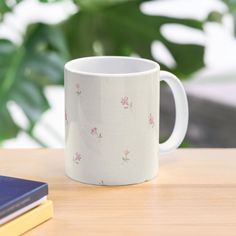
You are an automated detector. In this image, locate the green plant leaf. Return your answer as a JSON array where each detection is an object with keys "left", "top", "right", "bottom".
[
  {"left": 0, "top": 1, "right": 11, "bottom": 16},
  {"left": 62, "top": 0, "right": 204, "bottom": 78},
  {"left": 0, "top": 24, "right": 68, "bottom": 143},
  {"left": 0, "top": 40, "right": 20, "bottom": 141},
  {"left": 221, "top": 0, "right": 236, "bottom": 36},
  {"left": 0, "top": 0, "right": 206, "bottom": 145},
  {"left": 75, "top": 0, "right": 134, "bottom": 10},
  {"left": 0, "top": 0, "right": 22, "bottom": 20},
  {"left": 39, "top": 0, "right": 62, "bottom": 2},
  {"left": 0, "top": 105, "right": 20, "bottom": 141}
]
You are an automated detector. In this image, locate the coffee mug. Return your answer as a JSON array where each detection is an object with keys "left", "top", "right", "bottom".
[{"left": 64, "top": 56, "right": 188, "bottom": 185}]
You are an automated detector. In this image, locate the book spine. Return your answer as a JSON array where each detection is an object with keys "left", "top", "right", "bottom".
[
  {"left": 0, "top": 200, "right": 53, "bottom": 236},
  {"left": 0, "top": 184, "right": 48, "bottom": 219}
]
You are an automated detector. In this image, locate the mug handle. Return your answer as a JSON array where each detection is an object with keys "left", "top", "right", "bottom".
[{"left": 159, "top": 71, "right": 189, "bottom": 154}]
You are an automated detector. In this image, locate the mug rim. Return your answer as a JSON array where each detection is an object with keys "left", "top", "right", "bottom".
[{"left": 64, "top": 56, "right": 160, "bottom": 77}]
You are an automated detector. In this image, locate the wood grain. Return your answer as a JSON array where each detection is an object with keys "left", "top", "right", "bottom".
[{"left": 0, "top": 149, "right": 236, "bottom": 236}]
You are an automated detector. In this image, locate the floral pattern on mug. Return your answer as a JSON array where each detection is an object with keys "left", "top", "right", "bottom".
[
  {"left": 121, "top": 96, "right": 132, "bottom": 109},
  {"left": 122, "top": 149, "right": 130, "bottom": 162},
  {"left": 149, "top": 113, "right": 155, "bottom": 128},
  {"left": 73, "top": 152, "right": 82, "bottom": 164},
  {"left": 90, "top": 127, "right": 102, "bottom": 138},
  {"left": 76, "top": 83, "right": 81, "bottom": 95}
]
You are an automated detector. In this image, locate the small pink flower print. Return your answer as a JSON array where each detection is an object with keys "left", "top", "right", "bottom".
[
  {"left": 149, "top": 113, "right": 155, "bottom": 128},
  {"left": 76, "top": 83, "right": 81, "bottom": 95},
  {"left": 90, "top": 127, "right": 102, "bottom": 139},
  {"left": 122, "top": 149, "right": 130, "bottom": 162},
  {"left": 74, "top": 152, "right": 82, "bottom": 164},
  {"left": 121, "top": 96, "right": 132, "bottom": 109},
  {"left": 91, "top": 127, "right": 98, "bottom": 135},
  {"left": 124, "top": 149, "right": 130, "bottom": 156},
  {"left": 121, "top": 96, "right": 129, "bottom": 108}
]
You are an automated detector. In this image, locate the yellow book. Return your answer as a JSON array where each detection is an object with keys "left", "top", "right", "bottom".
[{"left": 0, "top": 200, "right": 53, "bottom": 236}]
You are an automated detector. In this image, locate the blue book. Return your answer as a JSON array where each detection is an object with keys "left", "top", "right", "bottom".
[{"left": 0, "top": 176, "right": 48, "bottom": 220}]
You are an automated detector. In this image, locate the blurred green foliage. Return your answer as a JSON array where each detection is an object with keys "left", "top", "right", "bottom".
[
  {"left": 0, "top": 0, "right": 206, "bottom": 145},
  {"left": 222, "top": 0, "right": 236, "bottom": 35}
]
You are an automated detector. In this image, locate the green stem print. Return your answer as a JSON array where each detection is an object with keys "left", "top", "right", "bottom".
[{"left": 122, "top": 149, "right": 130, "bottom": 162}]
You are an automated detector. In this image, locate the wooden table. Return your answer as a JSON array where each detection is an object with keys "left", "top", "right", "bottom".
[{"left": 1, "top": 149, "right": 236, "bottom": 236}]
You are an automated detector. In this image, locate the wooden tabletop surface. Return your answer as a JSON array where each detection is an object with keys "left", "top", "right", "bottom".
[{"left": 1, "top": 149, "right": 236, "bottom": 236}]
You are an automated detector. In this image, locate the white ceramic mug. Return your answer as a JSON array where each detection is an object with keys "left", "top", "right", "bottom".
[{"left": 64, "top": 56, "right": 188, "bottom": 185}]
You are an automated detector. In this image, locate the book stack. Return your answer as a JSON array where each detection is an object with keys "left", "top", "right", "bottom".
[{"left": 0, "top": 175, "right": 53, "bottom": 235}]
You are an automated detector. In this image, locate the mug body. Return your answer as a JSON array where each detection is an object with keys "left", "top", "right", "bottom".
[{"left": 64, "top": 56, "right": 160, "bottom": 185}]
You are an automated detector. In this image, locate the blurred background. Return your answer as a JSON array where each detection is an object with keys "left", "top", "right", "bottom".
[{"left": 0, "top": 0, "right": 235, "bottom": 148}]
